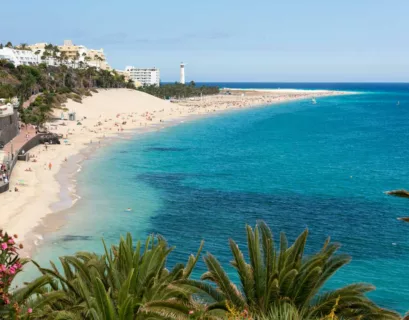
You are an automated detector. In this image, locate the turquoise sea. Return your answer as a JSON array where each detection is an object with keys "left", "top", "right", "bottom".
[{"left": 30, "top": 83, "right": 409, "bottom": 313}]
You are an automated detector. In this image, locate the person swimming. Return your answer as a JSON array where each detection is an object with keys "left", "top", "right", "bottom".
[{"left": 126, "top": 208, "right": 132, "bottom": 212}]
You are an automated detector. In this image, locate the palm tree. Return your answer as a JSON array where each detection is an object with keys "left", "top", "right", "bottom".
[
  {"left": 63, "top": 54, "right": 69, "bottom": 67},
  {"left": 182, "top": 221, "right": 400, "bottom": 320},
  {"left": 75, "top": 52, "right": 80, "bottom": 61},
  {"left": 40, "top": 51, "right": 50, "bottom": 66},
  {"left": 254, "top": 302, "right": 313, "bottom": 320},
  {"left": 85, "top": 66, "right": 96, "bottom": 88},
  {"left": 16, "top": 233, "right": 204, "bottom": 319},
  {"left": 84, "top": 55, "right": 92, "bottom": 68},
  {"left": 18, "top": 43, "right": 29, "bottom": 50},
  {"left": 59, "top": 64, "right": 68, "bottom": 87},
  {"left": 34, "top": 50, "right": 41, "bottom": 63},
  {"left": 94, "top": 55, "right": 104, "bottom": 69},
  {"left": 71, "top": 52, "right": 80, "bottom": 69},
  {"left": 5, "top": 41, "right": 13, "bottom": 48},
  {"left": 51, "top": 45, "right": 60, "bottom": 66},
  {"left": 58, "top": 51, "right": 66, "bottom": 66},
  {"left": 76, "top": 68, "right": 86, "bottom": 88}
]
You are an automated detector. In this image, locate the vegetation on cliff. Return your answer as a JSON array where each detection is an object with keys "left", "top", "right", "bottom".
[
  {"left": 0, "top": 58, "right": 135, "bottom": 127},
  {"left": 0, "top": 60, "right": 134, "bottom": 100}
]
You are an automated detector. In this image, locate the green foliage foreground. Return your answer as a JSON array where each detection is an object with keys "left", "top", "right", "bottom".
[{"left": 2, "top": 222, "right": 402, "bottom": 319}]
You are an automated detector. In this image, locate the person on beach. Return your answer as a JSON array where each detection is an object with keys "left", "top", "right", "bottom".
[{"left": 49, "top": 162, "right": 52, "bottom": 170}]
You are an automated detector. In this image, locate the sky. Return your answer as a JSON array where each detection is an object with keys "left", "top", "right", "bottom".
[{"left": 2, "top": 0, "right": 408, "bottom": 82}]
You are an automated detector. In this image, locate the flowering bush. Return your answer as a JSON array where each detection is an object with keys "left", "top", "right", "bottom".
[{"left": 0, "top": 231, "right": 23, "bottom": 315}]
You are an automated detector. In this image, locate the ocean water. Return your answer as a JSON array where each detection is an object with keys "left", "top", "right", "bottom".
[{"left": 28, "top": 83, "right": 409, "bottom": 313}]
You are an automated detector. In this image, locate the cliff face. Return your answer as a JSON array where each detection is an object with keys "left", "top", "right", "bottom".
[{"left": 0, "top": 71, "right": 20, "bottom": 86}]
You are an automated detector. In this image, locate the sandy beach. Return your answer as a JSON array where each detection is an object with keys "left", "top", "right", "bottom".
[{"left": 0, "top": 88, "right": 353, "bottom": 256}]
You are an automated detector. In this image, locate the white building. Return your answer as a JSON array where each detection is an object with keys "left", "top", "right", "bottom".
[
  {"left": 0, "top": 47, "right": 38, "bottom": 66},
  {"left": 28, "top": 40, "right": 111, "bottom": 70},
  {"left": 125, "top": 66, "right": 160, "bottom": 86}
]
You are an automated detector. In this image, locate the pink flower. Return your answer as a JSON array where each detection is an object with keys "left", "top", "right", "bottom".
[
  {"left": 28, "top": 308, "right": 33, "bottom": 314},
  {"left": 0, "top": 265, "right": 6, "bottom": 272},
  {"left": 7, "top": 239, "right": 14, "bottom": 245},
  {"left": 1, "top": 243, "right": 7, "bottom": 250},
  {"left": 9, "top": 267, "right": 16, "bottom": 275},
  {"left": 189, "top": 310, "right": 194, "bottom": 315},
  {"left": 13, "top": 263, "right": 22, "bottom": 270}
]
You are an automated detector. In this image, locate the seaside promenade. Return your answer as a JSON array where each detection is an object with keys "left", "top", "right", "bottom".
[
  {"left": 0, "top": 93, "right": 44, "bottom": 191},
  {"left": 0, "top": 126, "right": 37, "bottom": 192},
  {"left": 3, "top": 126, "right": 36, "bottom": 155}
]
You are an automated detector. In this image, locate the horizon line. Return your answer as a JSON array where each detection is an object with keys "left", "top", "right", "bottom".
[{"left": 160, "top": 81, "right": 409, "bottom": 84}]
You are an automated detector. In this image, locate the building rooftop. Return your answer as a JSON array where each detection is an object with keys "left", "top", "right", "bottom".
[{"left": 0, "top": 104, "right": 14, "bottom": 118}]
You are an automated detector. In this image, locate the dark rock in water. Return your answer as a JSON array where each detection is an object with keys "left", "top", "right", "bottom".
[
  {"left": 62, "top": 235, "right": 92, "bottom": 242},
  {"left": 386, "top": 189, "right": 409, "bottom": 199},
  {"left": 144, "top": 147, "right": 188, "bottom": 152},
  {"left": 397, "top": 217, "right": 409, "bottom": 222},
  {"left": 137, "top": 172, "right": 230, "bottom": 184}
]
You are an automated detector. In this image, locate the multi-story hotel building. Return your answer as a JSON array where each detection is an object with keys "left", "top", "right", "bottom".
[
  {"left": 0, "top": 47, "right": 38, "bottom": 66},
  {"left": 124, "top": 67, "right": 160, "bottom": 86},
  {"left": 28, "top": 40, "right": 111, "bottom": 70}
]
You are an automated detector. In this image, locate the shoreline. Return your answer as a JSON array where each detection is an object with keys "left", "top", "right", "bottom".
[
  {"left": 0, "top": 88, "right": 355, "bottom": 258},
  {"left": 27, "top": 119, "right": 188, "bottom": 257},
  {"left": 221, "top": 88, "right": 337, "bottom": 93}
]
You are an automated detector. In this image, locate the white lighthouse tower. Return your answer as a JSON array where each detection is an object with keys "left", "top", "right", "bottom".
[{"left": 180, "top": 62, "right": 186, "bottom": 84}]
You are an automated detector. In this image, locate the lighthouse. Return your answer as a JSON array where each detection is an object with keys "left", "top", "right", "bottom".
[{"left": 180, "top": 62, "right": 186, "bottom": 84}]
